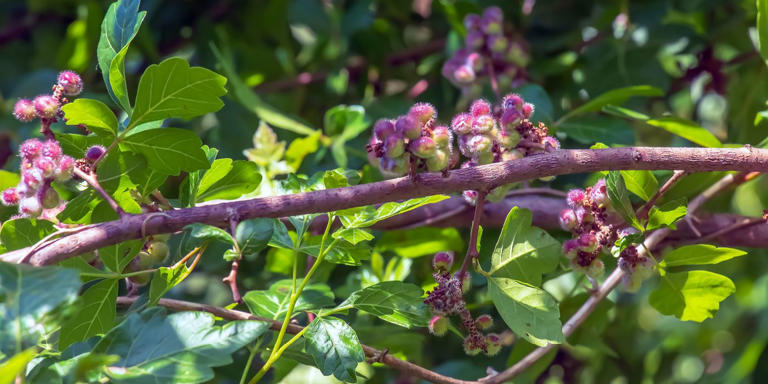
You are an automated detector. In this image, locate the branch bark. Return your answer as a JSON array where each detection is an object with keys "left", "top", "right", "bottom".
[
  {"left": 115, "top": 296, "right": 479, "bottom": 384},
  {"left": 4, "top": 147, "right": 768, "bottom": 266}
]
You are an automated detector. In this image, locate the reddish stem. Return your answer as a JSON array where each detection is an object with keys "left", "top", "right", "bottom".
[{"left": 458, "top": 191, "right": 486, "bottom": 279}]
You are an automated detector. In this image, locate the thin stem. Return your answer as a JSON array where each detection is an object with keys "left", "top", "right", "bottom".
[
  {"left": 73, "top": 167, "right": 125, "bottom": 217},
  {"left": 252, "top": 214, "right": 335, "bottom": 383},
  {"left": 459, "top": 192, "right": 486, "bottom": 279},
  {"left": 239, "top": 342, "right": 261, "bottom": 384},
  {"left": 636, "top": 170, "right": 687, "bottom": 220}
]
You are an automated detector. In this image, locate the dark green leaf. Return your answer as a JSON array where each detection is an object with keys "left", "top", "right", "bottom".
[
  {"left": 646, "top": 117, "right": 722, "bottom": 148},
  {"left": 183, "top": 223, "right": 234, "bottom": 246},
  {"left": 560, "top": 85, "right": 662, "bottom": 122},
  {"left": 621, "top": 170, "right": 658, "bottom": 202},
  {"left": 559, "top": 116, "right": 634, "bottom": 145},
  {"left": 91, "top": 308, "right": 269, "bottom": 383},
  {"left": 148, "top": 260, "right": 196, "bottom": 306},
  {"left": 61, "top": 99, "right": 118, "bottom": 138},
  {"left": 341, "top": 281, "right": 428, "bottom": 328},
  {"left": 243, "top": 280, "right": 334, "bottom": 320},
  {"left": 758, "top": 0, "right": 768, "bottom": 64},
  {"left": 606, "top": 171, "right": 641, "bottom": 229},
  {"left": 661, "top": 245, "right": 747, "bottom": 267},
  {"left": 304, "top": 317, "right": 365, "bottom": 382},
  {"left": 119, "top": 128, "right": 209, "bottom": 175},
  {"left": 58, "top": 279, "right": 118, "bottom": 350},
  {"left": 98, "top": 240, "right": 141, "bottom": 273},
  {"left": 129, "top": 57, "right": 227, "bottom": 130},
  {"left": 235, "top": 218, "right": 274, "bottom": 258},
  {"left": 649, "top": 271, "right": 735, "bottom": 322},
  {"left": 0, "top": 219, "right": 55, "bottom": 251},
  {"left": 488, "top": 276, "right": 563, "bottom": 347},
  {"left": 488, "top": 207, "right": 560, "bottom": 286}
]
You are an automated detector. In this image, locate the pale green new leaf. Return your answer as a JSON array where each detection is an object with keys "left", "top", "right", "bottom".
[
  {"left": 341, "top": 281, "right": 428, "bottom": 328},
  {"left": 97, "top": 0, "right": 145, "bottom": 112},
  {"left": 304, "top": 317, "right": 365, "bottom": 382},
  {"left": 58, "top": 278, "right": 119, "bottom": 350},
  {"left": 332, "top": 228, "right": 374, "bottom": 245},
  {"left": 301, "top": 236, "right": 371, "bottom": 266},
  {"left": 621, "top": 170, "right": 658, "bottom": 201},
  {"left": 488, "top": 207, "right": 560, "bottom": 286},
  {"left": 91, "top": 308, "right": 269, "bottom": 383},
  {"left": 338, "top": 195, "right": 449, "bottom": 228},
  {"left": 148, "top": 260, "right": 197, "bottom": 306},
  {"left": 0, "top": 348, "right": 36, "bottom": 384},
  {"left": 488, "top": 277, "right": 563, "bottom": 347},
  {"left": 661, "top": 245, "right": 747, "bottom": 267},
  {"left": 61, "top": 99, "right": 119, "bottom": 138},
  {"left": 98, "top": 240, "right": 142, "bottom": 273},
  {"left": 129, "top": 57, "right": 227, "bottom": 130},
  {"left": 649, "top": 270, "right": 735, "bottom": 322},
  {"left": 646, "top": 198, "right": 687, "bottom": 230},
  {"left": 196, "top": 159, "right": 261, "bottom": 202}
]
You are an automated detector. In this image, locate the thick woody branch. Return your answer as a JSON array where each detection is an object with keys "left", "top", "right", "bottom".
[
  {"left": 115, "top": 296, "right": 478, "bottom": 384},
  {"left": 5, "top": 147, "right": 768, "bottom": 266}
]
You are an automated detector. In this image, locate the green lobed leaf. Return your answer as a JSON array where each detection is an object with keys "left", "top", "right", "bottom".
[
  {"left": 621, "top": 170, "right": 658, "bottom": 202},
  {"left": 119, "top": 128, "right": 210, "bottom": 175},
  {"left": 61, "top": 99, "right": 119, "bottom": 138},
  {"left": 243, "top": 280, "right": 334, "bottom": 320},
  {"left": 0, "top": 262, "right": 80, "bottom": 359},
  {"left": 301, "top": 236, "right": 371, "bottom": 266},
  {"left": 235, "top": 218, "right": 274, "bottom": 258},
  {"left": 488, "top": 207, "right": 561, "bottom": 286},
  {"left": 559, "top": 85, "right": 663, "bottom": 122},
  {"left": 98, "top": 240, "right": 142, "bottom": 273},
  {"left": 129, "top": 57, "right": 227, "bottom": 130},
  {"left": 303, "top": 317, "right": 365, "bottom": 382},
  {"left": 646, "top": 198, "right": 687, "bottom": 230},
  {"left": 58, "top": 279, "right": 119, "bottom": 350},
  {"left": 195, "top": 159, "right": 261, "bottom": 202},
  {"left": 338, "top": 195, "right": 449, "bottom": 228},
  {"left": 0, "top": 219, "right": 55, "bottom": 251},
  {"left": 606, "top": 171, "right": 642, "bottom": 229},
  {"left": 758, "top": 0, "right": 768, "bottom": 65},
  {"left": 646, "top": 117, "right": 722, "bottom": 148},
  {"left": 97, "top": 0, "right": 146, "bottom": 112},
  {"left": 375, "top": 227, "right": 465, "bottom": 258},
  {"left": 488, "top": 276, "right": 563, "bottom": 347},
  {"left": 341, "top": 281, "right": 428, "bottom": 328},
  {"left": 332, "top": 228, "right": 374, "bottom": 245},
  {"left": 91, "top": 308, "right": 269, "bottom": 383},
  {"left": 183, "top": 223, "right": 234, "bottom": 246},
  {"left": 661, "top": 245, "right": 747, "bottom": 267},
  {"left": 649, "top": 270, "right": 735, "bottom": 322}
]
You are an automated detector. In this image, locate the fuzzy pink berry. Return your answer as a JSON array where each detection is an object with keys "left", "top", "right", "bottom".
[
  {"left": 497, "top": 129, "right": 520, "bottom": 149},
  {"left": 590, "top": 179, "right": 608, "bottom": 206},
  {"left": 22, "top": 169, "right": 43, "bottom": 189},
  {"left": 19, "top": 139, "right": 43, "bottom": 161},
  {"left": 542, "top": 136, "right": 560, "bottom": 150},
  {"left": 432, "top": 251, "right": 454, "bottom": 272},
  {"left": 451, "top": 113, "right": 473, "bottom": 135},
  {"left": 500, "top": 108, "right": 522, "bottom": 130},
  {"left": 466, "top": 134, "right": 493, "bottom": 155},
  {"left": 469, "top": 99, "right": 491, "bottom": 117},
  {"left": 85, "top": 145, "right": 106, "bottom": 161},
  {"left": 34, "top": 157, "right": 55, "bottom": 178},
  {"left": 383, "top": 136, "right": 405, "bottom": 158},
  {"left": 465, "top": 30, "right": 485, "bottom": 50},
  {"left": 503, "top": 94, "right": 524, "bottom": 111},
  {"left": 57, "top": 70, "right": 83, "bottom": 96},
  {"left": 373, "top": 119, "right": 396, "bottom": 140},
  {"left": 566, "top": 189, "right": 586, "bottom": 208},
  {"left": 463, "top": 335, "right": 485, "bottom": 356},
  {"left": 521, "top": 103, "right": 534, "bottom": 119},
  {"left": 19, "top": 196, "right": 42, "bottom": 217},
  {"left": 409, "top": 136, "right": 437, "bottom": 158},
  {"left": 562, "top": 239, "right": 579, "bottom": 259},
  {"left": 453, "top": 65, "right": 476, "bottom": 84},
  {"left": 41, "top": 140, "right": 62, "bottom": 160},
  {"left": 2, "top": 188, "right": 19, "bottom": 206},
  {"left": 429, "top": 315, "right": 450, "bottom": 336},
  {"left": 577, "top": 232, "right": 599, "bottom": 253},
  {"left": 55, "top": 156, "right": 75, "bottom": 181},
  {"left": 13, "top": 99, "right": 37, "bottom": 122},
  {"left": 463, "top": 13, "right": 481, "bottom": 31},
  {"left": 559, "top": 209, "right": 578, "bottom": 231},
  {"left": 432, "top": 125, "right": 452, "bottom": 149},
  {"left": 395, "top": 115, "right": 421, "bottom": 140},
  {"left": 475, "top": 314, "right": 493, "bottom": 330},
  {"left": 471, "top": 115, "right": 494, "bottom": 134},
  {"left": 485, "top": 333, "right": 502, "bottom": 356},
  {"left": 465, "top": 52, "right": 484, "bottom": 71},
  {"left": 408, "top": 103, "right": 436, "bottom": 126},
  {"left": 33, "top": 95, "right": 60, "bottom": 119},
  {"left": 487, "top": 35, "right": 508, "bottom": 53},
  {"left": 481, "top": 6, "right": 503, "bottom": 34}
]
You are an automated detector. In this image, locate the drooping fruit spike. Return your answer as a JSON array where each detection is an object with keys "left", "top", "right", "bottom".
[
  {"left": 33, "top": 95, "right": 60, "bottom": 119},
  {"left": 13, "top": 99, "right": 37, "bottom": 122},
  {"left": 590, "top": 178, "right": 608, "bottom": 206},
  {"left": 463, "top": 335, "right": 485, "bottom": 356}
]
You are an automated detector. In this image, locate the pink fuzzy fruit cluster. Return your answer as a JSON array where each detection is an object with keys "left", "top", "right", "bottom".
[
  {"left": 12, "top": 71, "right": 83, "bottom": 124},
  {"left": 425, "top": 252, "right": 504, "bottom": 356},
  {"left": 1, "top": 139, "right": 74, "bottom": 217},
  {"left": 442, "top": 7, "right": 529, "bottom": 93},
  {"left": 367, "top": 103, "right": 455, "bottom": 177}
]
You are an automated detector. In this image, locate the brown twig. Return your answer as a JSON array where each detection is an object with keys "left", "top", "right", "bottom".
[
  {"left": 223, "top": 217, "right": 242, "bottom": 303},
  {"left": 636, "top": 170, "right": 687, "bottom": 220},
  {"left": 115, "top": 296, "right": 479, "bottom": 384},
  {"left": 7, "top": 146, "right": 768, "bottom": 266},
  {"left": 459, "top": 191, "right": 486, "bottom": 279},
  {"left": 73, "top": 167, "right": 125, "bottom": 218}
]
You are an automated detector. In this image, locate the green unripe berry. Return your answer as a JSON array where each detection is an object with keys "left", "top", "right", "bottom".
[
  {"left": 429, "top": 315, "right": 450, "bottom": 336},
  {"left": 147, "top": 241, "right": 170, "bottom": 264},
  {"left": 136, "top": 251, "right": 154, "bottom": 269},
  {"left": 426, "top": 149, "right": 450, "bottom": 172},
  {"left": 384, "top": 135, "right": 405, "bottom": 158},
  {"left": 409, "top": 136, "right": 437, "bottom": 159}
]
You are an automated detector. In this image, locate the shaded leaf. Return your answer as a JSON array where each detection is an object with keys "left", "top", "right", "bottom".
[
  {"left": 183, "top": 223, "right": 234, "bottom": 246},
  {"left": 304, "top": 317, "right": 365, "bottom": 382},
  {"left": 243, "top": 280, "right": 334, "bottom": 320},
  {"left": 235, "top": 218, "right": 274, "bottom": 258},
  {"left": 646, "top": 117, "right": 722, "bottom": 148},
  {"left": 58, "top": 279, "right": 118, "bottom": 350},
  {"left": 0, "top": 219, "right": 55, "bottom": 251},
  {"left": 560, "top": 85, "right": 662, "bottom": 122},
  {"left": 338, "top": 195, "right": 449, "bottom": 228},
  {"left": 301, "top": 236, "right": 371, "bottom": 266}
]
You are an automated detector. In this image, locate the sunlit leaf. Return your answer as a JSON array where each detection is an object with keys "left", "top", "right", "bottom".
[{"left": 649, "top": 270, "right": 735, "bottom": 322}]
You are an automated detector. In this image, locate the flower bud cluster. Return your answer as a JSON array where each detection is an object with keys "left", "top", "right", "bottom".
[
  {"left": 12, "top": 71, "right": 83, "bottom": 124},
  {"left": 1, "top": 139, "right": 74, "bottom": 218},
  {"left": 425, "top": 252, "right": 504, "bottom": 356},
  {"left": 559, "top": 179, "right": 614, "bottom": 278},
  {"left": 367, "top": 103, "right": 455, "bottom": 177},
  {"left": 452, "top": 95, "right": 560, "bottom": 203},
  {"left": 442, "top": 7, "right": 529, "bottom": 94}
]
